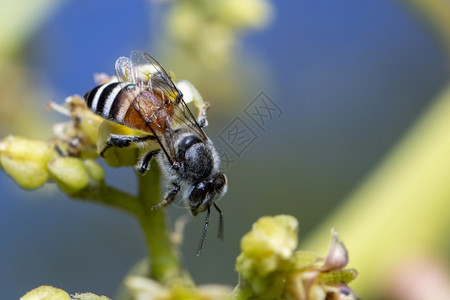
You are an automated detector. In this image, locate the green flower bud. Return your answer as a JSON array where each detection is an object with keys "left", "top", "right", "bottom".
[
  {"left": 319, "top": 268, "right": 358, "bottom": 285},
  {"left": 0, "top": 136, "right": 53, "bottom": 189},
  {"left": 168, "top": 5, "right": 202, "bottom": 43},
  {"left": 97, "top": 120, "right": 141, "bottom": 168},
  {"left": 71, "top": 292, "right": 110, "bottom": 300},
  {"left": 247, "top": 272, "right": 285, "bottom": 299},
  {"left": 0, "top": 156, "right": 49, "bottom": 190},
  {"left": 65, "top": 95, "right": 102, "bottom": 143},
  {"left": 234, "top": 217, "right": 359, "bottom": 300},
  {"left": 235, "top": 215, "right": 299, "bottom": 298},
  {"left": 21, "top": 285, "right": 70, "bottom": 300},
  {"left": 48, "top": 157, "right": 89, "bottom": 194},
  {"left": 292, "top": 251, "right": 320, "bottom": 270},
  {"left": 220, "top": 0, "right": 273, "bottom": 29},
  {"left": 240, "top": 215, "right": 298, "bottom": 263},
  {"left": 284, "top": 229, "right": 359, "bottom": 300},
  {"left": 83, "top": 159, "right": 105, "bottom": 185}
]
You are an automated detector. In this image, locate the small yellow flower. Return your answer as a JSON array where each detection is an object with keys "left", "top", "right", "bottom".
[
  {"left": 64, "top": 95, "right": 102, "bottom": 144},
  {"left": 21, "top": 285, "right": 71, "bottom": 300},
  {"left": 21, "top": 286, "right": 110, "bottom": 300},
  {"left": 165, "top": 0, "right": 274, "bottom": 69},
  {"left": 71, "top": 292, "right": 110, "bottom": 300},
  {"left": 83, "top": 159, "right": 105, "bottom": 186},
  {"left": 285, "top": 229, "right": 359, "bottom": 300},
  {"left": 234, "top": 216, "right": 359, "bottom": 300},
  {"left": 96, "top": 120, "right": 143, "bottom": 168},
  {"left": 220, "top": 0, "right": 273, "bottom": 29},
  {"left": 238, "top": 215, "right": 298, "bottom": 273},
  {"left": 0, "top": 136, "right": 53, "bottom": 189},
  {"left": 47, "top": 157, "right": 90, "bottom": 194},
  {"left": 235, "top": 215, "right": 299, "bottom": 298}
]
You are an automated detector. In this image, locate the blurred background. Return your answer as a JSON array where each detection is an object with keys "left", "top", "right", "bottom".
[{"left": 1, "top": 0, "right": 449, "bottom": 299}]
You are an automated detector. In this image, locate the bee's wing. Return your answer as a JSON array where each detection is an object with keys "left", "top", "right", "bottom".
[
  {"left": 131, "top": 51, "right": 175, "bottom": 90},
  {"left": 135, "top": 51, "right": 208, "bottom": 140},
  {"left": 125, "top": 51, "right": 208, "bottom": 164},
  {"left": 115, "top": 56, "right": 136, "bottom": 84},
  {"left": 170, "top": 96, "right": 208, "bottom": 141}
]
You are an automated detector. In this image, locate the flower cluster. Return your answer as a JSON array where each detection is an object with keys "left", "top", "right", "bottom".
[
  {"left": 166, "top": 0, "right": 273, "bottom": 69},
  {"left": 113, "top": 215, "right": 359, "bottom": 300},
  {"left": 0, "top": 96, "right": 104, "bottom": 194},
  {"left": 234, "top": 215, "right": 358, "bottom": 300},
  {"left": 18, "top": 214, "right": 358, "bottom": 299}
]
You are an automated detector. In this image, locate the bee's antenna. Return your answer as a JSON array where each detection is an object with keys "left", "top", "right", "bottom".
[
  {"left": 214, "top": 204, "right": 224, "bottom": 241},
  {"left": 196, "top": 206, "right": 211, "bottom": 256}
]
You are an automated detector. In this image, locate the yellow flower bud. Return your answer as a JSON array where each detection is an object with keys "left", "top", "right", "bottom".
[
  {"left": 0, "top": 136, "right": 53, "bottom": 189},
  {"left": 97, "top": 120, "right": 141, "bottom": 168},
  {"left": 235, "top": 215, "right": 299, "bottom": 297},
  {"left": 0, "top": 156, "right": 48, "bottom": 189},
  {"left": 234, "top": 217, "right": 359, "bottom": 299},
  {"left": 168, "top": 5, "right": 202, "bottom": 43},
  {"left": 0, "top": 136, "right": 53, "bottom": 163},
  {"left": 241, "top": 215, "right": 298, "bottom": 261},
  {"left": 48, "top": 157, "right": 89, "bottom": 194},
  {"left": 21, "top": 285, "right": 70, "bottom": 300},
  {"left": 220, "top": 0, "right": 273, "bottom": 29},
  {"left": 83, "top": 159, "right": 105, "bottom": 185},
  {"left": 292, "top": 251, "right": 320, "bottom": 270},
  {"left": 319, "top": 268, "right": 358, "bottom": 285},
  {"left": 65, "top": 95, "right": 102, "bottom": 143},
  {"left": 71, "top": 292, "right": 110, "bottom": 300}
]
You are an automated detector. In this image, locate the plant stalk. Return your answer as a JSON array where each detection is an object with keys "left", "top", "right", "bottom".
[
  {"left": 76, "top": 160, "right": 184, "bottom": 284},
  {"left": 137, "top": 160, "right": 182, "bottom": 284}
]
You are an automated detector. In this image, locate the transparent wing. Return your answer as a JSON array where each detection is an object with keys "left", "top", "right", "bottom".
[
  {"left": 115, "top": 50, "right": 208, "bottom": 164},
  {"left": 171, "top": 97, "right": 208, "bottom": 141},
  {"left": 115, "top": 56, "right": 136, "bottom": 83},
  {"left": 143, "top": 52, "right": 208, "bottom": 141},
  {"left": 131, "top": 50, "right": 178, "bottom": 94}
]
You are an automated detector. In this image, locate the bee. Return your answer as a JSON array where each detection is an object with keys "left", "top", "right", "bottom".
[{"left": 83, "top": 50, "right": 227, "bottom": 254}]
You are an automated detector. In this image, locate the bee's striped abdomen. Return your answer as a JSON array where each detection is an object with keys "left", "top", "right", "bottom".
[
  {"left": 84, "top": 82, "right": 136, "bottom": 124},
  {"left": 84, "top": 81, "right": 174, "bottom": 135}
]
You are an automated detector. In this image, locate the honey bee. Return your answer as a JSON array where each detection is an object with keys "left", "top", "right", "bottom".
[{"left": 83, "top": 50, "right": 227, "bottom": 254}]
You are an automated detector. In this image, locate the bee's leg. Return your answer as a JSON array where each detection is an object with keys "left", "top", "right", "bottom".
[
  {"left": 151, "top": 183, "right": 180, "bottom": 211},
  {"left": 100, "top": 134, "right": 155, "bottom": 157},
  {"left": 136, "top": 149, "right": 160, "bottom": 175}
]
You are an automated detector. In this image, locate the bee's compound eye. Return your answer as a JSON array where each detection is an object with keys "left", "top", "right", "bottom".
[
  {"left": 213, "top": 173, "right": 226, "bottom": 188},
  {"left": 190, "top": 182, "right": 207, "bottom": 203}
]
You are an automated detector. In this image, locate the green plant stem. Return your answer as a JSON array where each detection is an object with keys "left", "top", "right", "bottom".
[
  {"left": 75, "top": 160, "right": 185, "bottom": 285},
  {"left": 136, "top": 160, "right": 182, "bottom": 284},
  {"left": 75, "top": 184, "right": 141, "bottom": 216}
]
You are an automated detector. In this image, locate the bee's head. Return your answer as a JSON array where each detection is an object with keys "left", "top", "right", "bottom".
[
  {"left": 188, "top": 173, "right": 227, "bottom": 216},
  {"left": 189, "top": 172, "right": 227, "bottom": 255}
]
